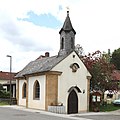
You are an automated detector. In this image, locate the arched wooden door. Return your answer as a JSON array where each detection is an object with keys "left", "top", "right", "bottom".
[{"left": 68, "top": 89, "right": 78, "bottom": 114}]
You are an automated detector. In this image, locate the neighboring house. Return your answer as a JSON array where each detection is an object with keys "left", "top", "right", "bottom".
[
  {"left": 15, "top": 11, "right": 91, "bottom": 114},
  {"left": 0, "top": 71, "right": 16, "bottom": 98},
  {"left": 104, "top": 70, "right": 120, "bottom": 104}
]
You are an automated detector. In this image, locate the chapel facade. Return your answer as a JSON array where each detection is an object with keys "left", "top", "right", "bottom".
[{"left": 16, "top": 11, "right": 91, "bottom": 114}]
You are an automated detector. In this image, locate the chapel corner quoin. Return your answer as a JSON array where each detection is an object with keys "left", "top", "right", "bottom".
[{"left": 15, "top": 10, "right": 91, "bottom": 114}]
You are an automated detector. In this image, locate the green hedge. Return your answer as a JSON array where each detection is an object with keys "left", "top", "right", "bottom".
[{"left": 0, "top": 90, "right": 10, "bottom": 98}]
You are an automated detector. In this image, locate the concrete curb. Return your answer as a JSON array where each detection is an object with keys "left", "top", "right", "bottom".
[{"left": 1, "top": 105, "right": 120, "bottom": 119}]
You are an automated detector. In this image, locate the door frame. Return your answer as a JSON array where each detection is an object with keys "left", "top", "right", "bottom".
[{"left": 67, "top": 89, "right": 78, "bottom": 114}]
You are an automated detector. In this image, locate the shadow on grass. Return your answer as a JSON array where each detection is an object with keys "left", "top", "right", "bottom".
[{"left": 100, "top": 103, "right": 120, "bottom": 112}]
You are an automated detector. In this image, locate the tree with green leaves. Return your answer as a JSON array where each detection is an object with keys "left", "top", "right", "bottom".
[
  {"left": 82, "top": 50, "right": 117, "bottom": 92},
  {"left": 0, "top": 84, "right": 10, "bottom": 98},
  {"left": 0, "top": 84, "right": 4, "bottom": 91},
  {"left": 111, "top": 48, "right": 120, "bottom": 70}
]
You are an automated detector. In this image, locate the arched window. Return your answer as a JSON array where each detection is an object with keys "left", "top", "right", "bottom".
[
  {"left": 22, "top": 82, "right": 26, "bottom": 98},
  {"left": 70, "top": 63, "right": 80, "bottom": 72},
  {"left": 33, "top": 80, "right": 40, "bottom": 99},
  {"left": 61, "top": 37, "right": 64, "bottom": 49},
  {"left": 71, "top": 37, "right": 74, "bottom": 49}
]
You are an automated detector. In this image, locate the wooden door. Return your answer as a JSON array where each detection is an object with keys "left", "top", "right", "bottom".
[{"left": 68, "top": 90, "right": 78, "bottom": 114}]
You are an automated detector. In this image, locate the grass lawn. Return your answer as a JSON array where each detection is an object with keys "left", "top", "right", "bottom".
[
  {"left": 0, "top": 101, "right": 9, "bottom": 106},
  {"left": 100, "top": 103, "right": 120, "bottom": 112}
]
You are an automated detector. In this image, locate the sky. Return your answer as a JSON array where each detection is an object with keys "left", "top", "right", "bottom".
[{"left": 0, "top": 0, "right": 120, "bottom": 72}]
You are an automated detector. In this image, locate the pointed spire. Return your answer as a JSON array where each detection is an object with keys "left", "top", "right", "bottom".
[
  {"left": 59, "top": 11, "right": 76, "bottom": 34},
  {"left": 58, "top": 10, "right": 76, "bottom": 56}
]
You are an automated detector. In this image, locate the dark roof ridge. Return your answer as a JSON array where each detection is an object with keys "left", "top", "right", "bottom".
[{"left": 15, "top": 54, "right": 67, "bottom": 78}]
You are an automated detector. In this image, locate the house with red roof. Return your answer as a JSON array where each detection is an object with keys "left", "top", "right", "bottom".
[
  {"left": 0, "top": 71, "right": 16, "bottom": 98},
  {"left": 104, "top": 70, "right": 120, "bottom": 104}
]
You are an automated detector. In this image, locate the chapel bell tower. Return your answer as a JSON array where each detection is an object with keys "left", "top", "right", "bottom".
[{"left": 58, "top": 10, "right": 76, "bottom": 56}]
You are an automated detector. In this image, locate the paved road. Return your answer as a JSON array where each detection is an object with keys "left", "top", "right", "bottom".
[
  {"left": 0, "top": 106, "right": 88, "bottom": 120},
  {"left": 0, "top": 106, "right": 120, "bottom": 120}
]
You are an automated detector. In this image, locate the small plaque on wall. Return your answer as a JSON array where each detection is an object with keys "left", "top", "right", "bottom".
[{"left": 92, "top": 96, "right": 96, "bottom": 102}]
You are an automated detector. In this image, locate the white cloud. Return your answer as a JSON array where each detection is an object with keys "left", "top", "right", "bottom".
[
  {"left": 0, "top": 0, "right": 61, "bottom": 72},
  {"left": 0, "top": 0, "right": 120, "bottom": 72}
]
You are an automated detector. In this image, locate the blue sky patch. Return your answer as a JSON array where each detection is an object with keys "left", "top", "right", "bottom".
[
  {"left": 18, "top": 11, "right": 62, "bottom": 29},
  {"left": 59, "top": 5, "right": 62, "bottom": 11}
]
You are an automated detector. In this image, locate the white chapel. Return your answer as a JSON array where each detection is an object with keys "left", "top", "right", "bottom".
[{"left": 15, "top": 11, "right": 91, "bottom": 114}]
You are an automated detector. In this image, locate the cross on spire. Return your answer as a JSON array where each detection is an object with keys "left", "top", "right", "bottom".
[{"left": 66, "top": 6, "right": 70, "bottom": 16}]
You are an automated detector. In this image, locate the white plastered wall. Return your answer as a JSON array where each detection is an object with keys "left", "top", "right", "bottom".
[
  {"left": 28, "top": 75, "right": 46, "bottom": 110},
  {"left": 104, "top": 90, "right": 120, "bottom": 104},
  {"left": 0, "top": 80, "right": 8, "bottom": 84},
  {"left": 18, "top": 79, "right": 26, "bottom": 106},
  {"left": 52, "top": 51, "right": 91, "bottom": 113}
]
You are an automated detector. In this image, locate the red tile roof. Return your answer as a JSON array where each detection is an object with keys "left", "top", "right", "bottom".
[
  {"left": 0, "top": 71, "right": 16, "bottom": 80},
  {"left": 111, "top": 70, "right": 120, "bottom": 81}
]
